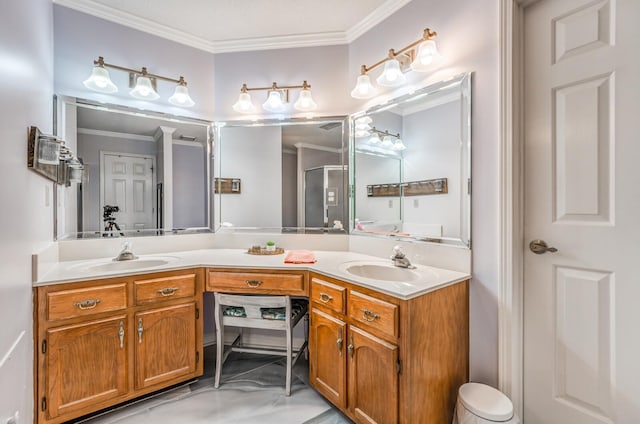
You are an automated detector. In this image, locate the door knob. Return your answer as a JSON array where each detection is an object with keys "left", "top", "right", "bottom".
[{"left": 529, "top": 239, "right": 558, "bottom": 254}]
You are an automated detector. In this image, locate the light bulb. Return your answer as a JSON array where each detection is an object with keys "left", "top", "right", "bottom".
[
  {"left": 130, "top": 75, "right": 159, "bottom": 100},
  {"left": 294, "top": 89, "right": 317, "bottom": 112},
  {"left": 410, "top": 40, "right": 442, "bottom": 72},
  {"left": 376, "top": 59, "right": 407, "bottom": 87},
  {"left": 232, "top": 92, "right": 256, "bottom": 113},
  {"left": 350, "top": 74, "right": 378, "bottom": 99},
  {"left": 168, "top": 83, "right": 195, "bottom": 107},
  {"left": 83, "top": 65, "right": 118, "bottom": 93},
  {"left": 262, "top": 90, "right": 286, "bottom": 112}
]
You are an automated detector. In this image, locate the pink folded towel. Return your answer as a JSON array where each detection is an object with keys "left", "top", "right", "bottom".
[{"left": 284, "top": 250, "right": 317, "bottom": 264}]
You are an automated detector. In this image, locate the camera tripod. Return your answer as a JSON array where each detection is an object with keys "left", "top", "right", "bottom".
[
  {"left": 103, "top": 218, "right": 125, "bottom": 237},
  {"left": 103, "top": 205, "right": 125, "bottom": 237}
]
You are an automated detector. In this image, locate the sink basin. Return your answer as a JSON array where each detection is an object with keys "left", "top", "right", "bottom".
[
  {"left": 71, "top": 256, "right": 179, "bottom": 273},
  {"left": 340, "top": 262, "right": 422, "bottom": 282}
]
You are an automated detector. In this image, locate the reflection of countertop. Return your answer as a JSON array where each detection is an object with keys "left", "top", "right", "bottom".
[{"left": 35, "top": 249, "right": 470, "bottom": 300}]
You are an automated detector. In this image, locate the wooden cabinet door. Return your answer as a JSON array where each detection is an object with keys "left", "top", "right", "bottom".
[
  {"left": 347, "top": 325, "right": 399, "bottom": 424},
  {"left": 309, "top": 308, "right": 347, "bottom": 409},
  {"left": 45, "top": 315, "right": 128, "bottom": 419},
  {"left": 134, "top": 302, "right": 197, "bottom": 390}
]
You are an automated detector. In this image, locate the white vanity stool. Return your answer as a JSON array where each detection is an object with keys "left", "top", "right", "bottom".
[
  {"left": 213, "top": 293, "right": 308, "bottom": 396},
  {"left": 453, "top": 383, "right": 520, "bottom": 424}
]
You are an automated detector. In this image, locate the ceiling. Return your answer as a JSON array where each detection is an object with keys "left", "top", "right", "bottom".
[{"left": 53, "top": 0, "right": 412, "bottom": 53}]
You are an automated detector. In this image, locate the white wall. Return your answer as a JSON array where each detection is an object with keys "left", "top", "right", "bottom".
[
  {"left": 349, "top": 0, "right": 500, "bottom": 385},
  {"left": 354, "top": 153, "right": 402, "bottom": 224},
  {"left": 218, "top": 126, "right": 282, "bottom": 227},
  {"left": 0, "top": 0, "right": 53, "bottom": 423}
]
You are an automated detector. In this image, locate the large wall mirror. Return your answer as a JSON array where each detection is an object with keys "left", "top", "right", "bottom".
[
  {"left": 214, "top": 117, "right": 348, "bottom": 233},
  {"left": 55, "top": 97, "right": 214, "bottom": 239},
  {"left": 350, "top": 72, "right": 471, "bottom": 247}
]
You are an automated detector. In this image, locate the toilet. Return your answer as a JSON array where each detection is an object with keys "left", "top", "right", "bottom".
[{"left": 453, "top": 382, "right": 520, "bottom": 424}]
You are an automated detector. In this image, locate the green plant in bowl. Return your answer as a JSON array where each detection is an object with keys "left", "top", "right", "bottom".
[{"left": 266, "top": 241, "right": 276, "bottom": 251}]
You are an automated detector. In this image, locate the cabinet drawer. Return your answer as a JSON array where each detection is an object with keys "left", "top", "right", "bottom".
[
  {"left": 47, "top": 283, "right": 127, "bottom": 321},
  {"left": 208, "top": 271, "right": 306, "bottom": 295},
  {"left": 310, "top": 277, "right": 346, "bottom": 314},
  {"left": 134, "top": 274, "right": 196, "bottom": 305},
  {"left": 348, "top": 290, "right": 398, "bottom": 339}
]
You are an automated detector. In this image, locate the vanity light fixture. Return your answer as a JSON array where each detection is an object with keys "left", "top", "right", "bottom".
[
  {"left": 232, "top": 81, "right": 317, "bottom": 114},
  {"left": 368, "top": 128, "right": 406, "bottom": 150},
  {"left": 354, "top": 116, "right": 373, "bottom": 137},
  {"left": 351, "top": 27, "right": 441, "bottom": 99},
  {"left": 83, "top": 57, "right": 196, "bottom": 107}
]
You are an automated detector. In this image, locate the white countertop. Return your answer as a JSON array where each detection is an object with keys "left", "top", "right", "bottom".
[{"left": 35, "top": 249, "right": 470, "bottom": 300}]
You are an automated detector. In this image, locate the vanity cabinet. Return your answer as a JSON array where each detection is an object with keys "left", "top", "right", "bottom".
[
  {"left": 309, "top": 273, "right": 468, "bottom": 424},
  {"left": 34, "top": 269, "right": 204, "bottom": 424}
]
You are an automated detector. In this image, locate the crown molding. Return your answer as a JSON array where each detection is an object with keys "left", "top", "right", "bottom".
[
  {"left": 77, "top": 127, "right": 156, "bottom": 142},
  {"left": 346, "top": 0, "right": 414, "bottom": 43},
  {"left": 54, "top": 0, "right": 411, "bottom": 54}
]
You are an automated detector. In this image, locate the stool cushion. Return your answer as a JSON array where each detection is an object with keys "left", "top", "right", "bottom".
[
  {"left": 458, "top": 383, "right": 514, "bottom": 421},
  {"left": 222, "top": 301, "right": 305, "bottom": 320}
]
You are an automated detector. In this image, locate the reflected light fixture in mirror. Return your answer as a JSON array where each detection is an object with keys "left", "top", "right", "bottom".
[
  {"left": 82, "top": 56, "right": 195, "bottom": 107},
  {"left": 233, "top": 80, "right": 318, "bottom": 114},
  {"left": 350, "top": 27, "right": 441, "bottom": 99}
]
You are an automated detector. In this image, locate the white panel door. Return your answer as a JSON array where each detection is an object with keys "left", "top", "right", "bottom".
[
  {"left": 102, "top": 153, "right": 155, "bottom": 232},
  {"left": 524, "top": 0, "right": 640, "bottom": 423}
]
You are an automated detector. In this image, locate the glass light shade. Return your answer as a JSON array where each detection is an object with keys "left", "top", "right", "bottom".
[
  {"left": 368, "top": 133, "right": 381, "bottom": 144},
  {"left": 67, "top": 158, "right": 84, "bottom": 183},
  {"left": 381, "top": 135, "right": 395, "bottom": 147},
  {"left": 376, "top": 59, "right": 407, "bottom": 87},
  {"left": 355, "top": 129, "right": 371, "bottom": 138},
  {"left": 232, "top": 92, "right": 256, "bottom": 113},
  {"left": 130, "top": 76, "right": 160, "bottom": 100},
  {"left": 350, "top": 74, "right": 378, "bottom": 99},
  {"left": 83, "top": 65, "right": 118, "bottom": 93},
  {"left": 37, "top": 137, "right": 60, "bottom": 165},
  {"left": 392, "top": 138, "right": 407, "bottom": 150},
  {"left": 410, "top": 40, "right": 442, "bottom": 72},
  {"left": 293, "top": 89, "right": 317, "bottom": 112},
  {"left": 168, "top": 84, "right": 195, "bottom": 107},
  {"left": 262, "top": 90, "right": 286, "bottom": 112}
]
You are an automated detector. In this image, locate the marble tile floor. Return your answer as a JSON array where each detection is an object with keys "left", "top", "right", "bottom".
[{"left": 75, "top": 346, "right": 352, "bottom": 424}]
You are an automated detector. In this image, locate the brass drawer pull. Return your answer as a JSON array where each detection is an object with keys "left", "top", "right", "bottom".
[
  {"left": 118, "top": 321, "right": 125, "bottom": 349},
  {"left": 138, "top": 318, "right": 144, "bottom": 344},
  {"left": 74, "top": 299, "right": 101, "bottom": 310},
  {"left": 157, "top": 287, "right": 179, "bottom": 296},
  {"left": 319, "top": 292, "right": 333, "bottom": 303},
  {"left": 348, "top": 334, "right": 354, "bottom": 359},
  {"left": 245, "top": 280, "right": 263, "bottom": 288},
  {"left": 361, "top": 308, "right": 380, "bottom": 322}
]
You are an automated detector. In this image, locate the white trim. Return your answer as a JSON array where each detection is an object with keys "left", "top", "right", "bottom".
[
  {"left": 53, "top": 0, "right": 411, "bottom": 53},
  {"left": 499, "top": 0, "right": 535, "bottom": 420},
  {"left": 77, "top": 127, "right": 156, "bottom": 142},
  {"left": 293, "top": 142, "right": 342, "bottom": 154},
  {"left": 345, "top": 0, "right": 414, "bottom": 43}
]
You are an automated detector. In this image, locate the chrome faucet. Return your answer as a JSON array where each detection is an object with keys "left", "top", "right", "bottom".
[
  {"left": 390, "top": 245, "right": 414, "bottom": 269},
  {"left": 113, "top": 241, "right": 138, "bottom": 262}
]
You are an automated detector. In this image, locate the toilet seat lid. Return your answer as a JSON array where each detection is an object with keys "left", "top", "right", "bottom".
[{"left": 459, "top": 383, "right": 514, "bottom": 421}]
